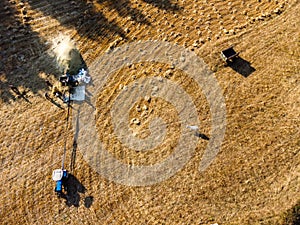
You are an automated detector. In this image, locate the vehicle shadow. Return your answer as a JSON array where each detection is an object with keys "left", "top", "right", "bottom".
[
  {"left": 9, "top": 85, "right": 32, "bottom": 104},
  {"left": 59, "top": 173, "right": 93, "bottom": 208},
  {"left": 70, "top": 108, "right": 80, "bottom": 173},
  {"left": 195, "top": 132, "right": 210, "bottom": 140},
  {"left": 61, "top": 174, "right": 83, "bottom": 207},
  {"left": 227, "top": 56, "right": 256, "bottom": 78}
]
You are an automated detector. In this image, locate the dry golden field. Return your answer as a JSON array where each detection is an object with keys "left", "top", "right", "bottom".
[{"left": 0, "top": 0, "right": 299, "bottom": 224}]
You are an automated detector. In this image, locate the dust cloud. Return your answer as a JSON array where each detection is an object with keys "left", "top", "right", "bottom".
[{"left": 51, "top": 35, "right": 86, "bottom": 75}]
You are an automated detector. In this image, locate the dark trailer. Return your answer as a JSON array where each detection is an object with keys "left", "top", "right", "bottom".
[{"left": 220, "top": 46, "right": 239, "bottom": 64}]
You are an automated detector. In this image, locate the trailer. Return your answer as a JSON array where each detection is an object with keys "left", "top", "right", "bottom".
[{"left": 220, "top": 46, "right": 239, "bottom": 64}]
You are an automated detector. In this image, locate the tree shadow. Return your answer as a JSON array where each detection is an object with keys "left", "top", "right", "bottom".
[
  {"left": 142, "top": 0, "right": 182, "bottom": 11},
  {"left": 0, "top": 0, "right": 59, "bottom": 103},
  {"left": 0, "top": 0, "right": 179, "bottom": 103},
  {"left": 97, "top": 0, "right": 151, "bottom": 25},
  {"left": 227, "top": 56, "right": 256, "bottom": 78},
  {"left": 1, "top": 0, "right": 138, "bottom": 103},
  {"left": 282, "top": 200, "right": 300, "bottom": 225},
  {"left": 27, "top": 0, "right": 129, "bottom": 40}
]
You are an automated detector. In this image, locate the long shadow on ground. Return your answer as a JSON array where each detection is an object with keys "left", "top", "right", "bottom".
[
  {"left": 61, "top": 173, "right": 93, "bottom": 208},
  {"left": 97, "top": 0, "right": 151, "bottom": 25},
  {"left": 283, "top": 200, "right": 300, "bottom": 225},
  {"left": 0, "top": 0, "right": 59, "bottom": 103},
  {"left": 0, "top": 0, "right": 128, "bottom": 103},
  {"left": 227, "top": 56, "right": 256, "bottom": 78},
  {"left": 27, "top": 0, "right": 130, "bottom": 40},
  {"left": 143, "top": 0, "right": 182, "bottom": 11},
  {"left": 0, "top": 0, "right": 182, "bottom": 103}
]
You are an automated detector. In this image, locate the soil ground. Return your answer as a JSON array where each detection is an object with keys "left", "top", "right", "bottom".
[{"left": 0, "top": 0, "right": 299, "bottom": 224}]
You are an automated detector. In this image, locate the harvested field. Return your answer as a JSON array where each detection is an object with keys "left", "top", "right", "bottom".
[{"left": 0, "top": 0, "right": 299, "bottom": 224}]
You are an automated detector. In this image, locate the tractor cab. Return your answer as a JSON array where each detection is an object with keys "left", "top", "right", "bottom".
[{"left": 52, "top": 169, "right": 68, "bottom": 194}]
